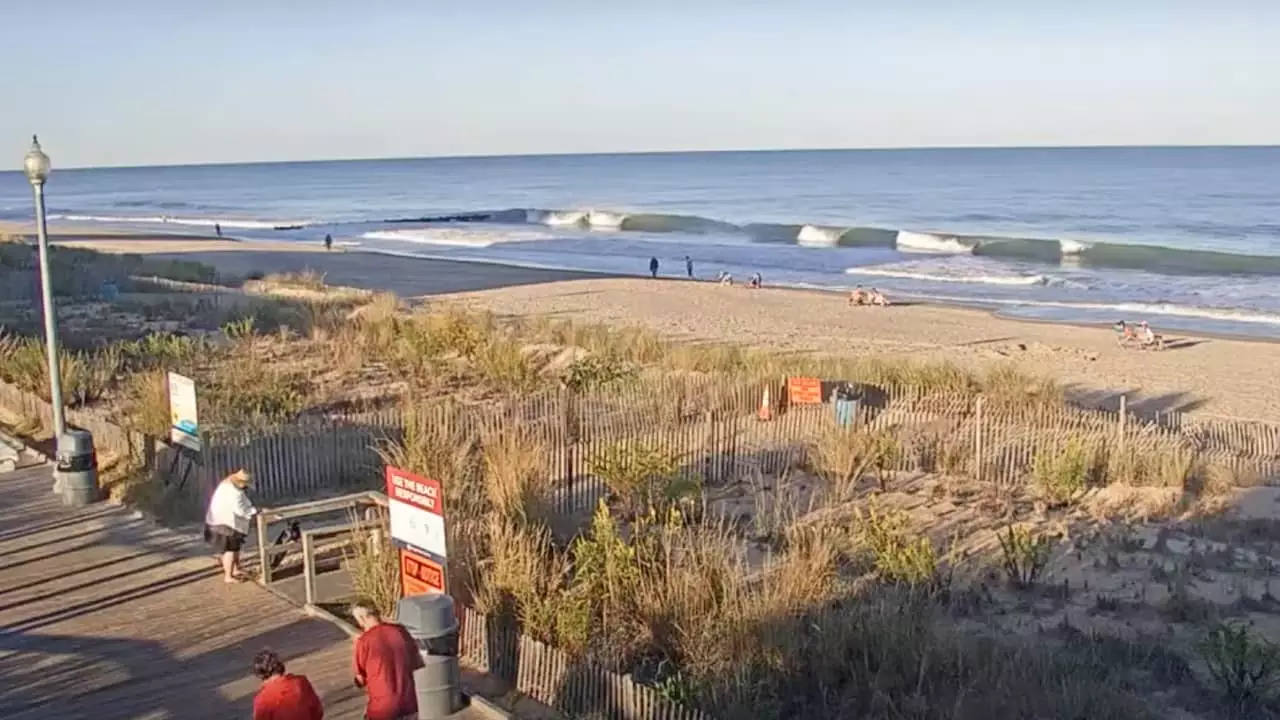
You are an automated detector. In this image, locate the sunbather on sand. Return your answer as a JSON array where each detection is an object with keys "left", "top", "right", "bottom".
[
  {"left": 1139, "top": 321, "right": 1164, "bottom": 349},
  {"left": 1114, "top": 320, "right": 1136, "bottom": 346}
]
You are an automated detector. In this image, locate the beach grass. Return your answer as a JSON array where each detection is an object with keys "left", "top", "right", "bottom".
[{"left": 3, "top": 244, "right": 1278, "bottom": 718}]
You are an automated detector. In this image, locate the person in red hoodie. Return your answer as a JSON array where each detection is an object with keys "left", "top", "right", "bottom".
[
  {"left": 252, "top": 649, "right": 324, "bottom": 720},
  {"left": 351, "top": 600, "right": 424, "bottom": 720}
]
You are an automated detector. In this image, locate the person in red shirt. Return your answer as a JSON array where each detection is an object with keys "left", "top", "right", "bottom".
[
  {"left": 251, "top": 649, "right": 324, "bottom": 720},
  {"left": 351, "top": 600, "right": 424, "bottom": 720}
]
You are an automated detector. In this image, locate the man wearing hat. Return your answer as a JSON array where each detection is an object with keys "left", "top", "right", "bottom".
[{"left": 204, "top": 469, "right": 258, "bottom": 583}]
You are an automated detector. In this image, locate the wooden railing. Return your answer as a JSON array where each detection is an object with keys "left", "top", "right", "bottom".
[{"left": 254, "top": 491, "right": 385, "bottom": 588}]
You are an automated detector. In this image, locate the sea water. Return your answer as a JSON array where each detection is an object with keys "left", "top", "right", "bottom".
[{"left": 1, "top": 147, "right": 1278, "bottom": 338}]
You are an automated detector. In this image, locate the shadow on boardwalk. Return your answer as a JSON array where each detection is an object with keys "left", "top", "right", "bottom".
[{"left": 0, "top": 465, "right": 367, "bottom": 720}]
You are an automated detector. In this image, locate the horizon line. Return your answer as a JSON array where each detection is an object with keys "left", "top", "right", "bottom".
[{"left": 9, "top": 142, "right": 1280, "bottom": 173}]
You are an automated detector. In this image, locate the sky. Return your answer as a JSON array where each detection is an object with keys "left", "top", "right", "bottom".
[{"left": 2, "top": 1, "right": 1277, "bottom": 168}]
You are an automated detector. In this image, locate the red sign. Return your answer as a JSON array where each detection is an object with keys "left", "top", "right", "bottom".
[
  {"left": 401, "top": 548, "right": 446, "bottom": 596},
  {"left": 385, "top": 467, "right": 443, "bottom": 515},
  {"left": 787, "top": 376, "right": 823, "bottom": 405}
]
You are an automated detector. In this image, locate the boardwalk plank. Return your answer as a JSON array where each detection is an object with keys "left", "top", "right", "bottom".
[{"left": 0, "top": 465, "right": 482, "bottom": 720}]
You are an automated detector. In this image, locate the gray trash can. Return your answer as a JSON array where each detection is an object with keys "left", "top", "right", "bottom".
[
  {"left": 55, "top": 429, "right": 100, "bottom": 507},
  {"left": 397, "top": 593, "right": 462, "bottom": 718}
]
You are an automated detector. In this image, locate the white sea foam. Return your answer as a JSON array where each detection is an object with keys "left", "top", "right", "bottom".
[
  {"left": 895, "top": 230, "right": 973, "bottom": 254},
  {"left": 918, "top": 293, "right": 1280, "bottom": 327},
  {"left": 360, "top": 227, "right": 554, "bottom": 248},
  {"left": 531, "top": 210, "right": 587, "bottom": 227},
  {"left": 796, "top": 225, "right": 846, "bottom": 247},
  {"left": 846, "top": 267, "right": 1047, "bottom": 286},
  {"left": 51, "top": 214, "right": 306, "bottom": 230},
  {"left": 1059, "top": 239, "right": 1088, "bottom": 255},
  {"left": 587, "top": 210, "right": 627, "bottom": 229}
]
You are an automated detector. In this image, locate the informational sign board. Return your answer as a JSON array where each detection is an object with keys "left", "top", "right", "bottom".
[
  {"left": 385, "top": 466, "right": 448, "bottom": 560},
  {"left": 167, "top": 372, "right": 201, "bottom": 452},
  {"left": 786, "top": 376, "right": 823, "bottom": 405},
  {"left": 400, "top": 548, "right": 446, "bottom": 596}
]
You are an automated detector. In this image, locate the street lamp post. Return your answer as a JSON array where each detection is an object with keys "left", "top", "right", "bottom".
[{"left": 23, "top": 135, "right": 67, "bottom": 440}]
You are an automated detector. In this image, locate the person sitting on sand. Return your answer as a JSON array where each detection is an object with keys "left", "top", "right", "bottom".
[
  {"left": 849, "top": 286, "right": 867, "bottom": 306},
  {"left": 748, "top": 272, "right": 762, "bottom": 289},
  {"left": 870, "top": 288, "right": 890, "bottom": 307},
  {"left": 717, "top": 271, "right": 733, "bottom": 286},
  {"left": 1139, "top": 321, "right": 1164, "bottom": 349},
  {"left": 1115, "top": 320, "right": 1137, "bottom": 347}
]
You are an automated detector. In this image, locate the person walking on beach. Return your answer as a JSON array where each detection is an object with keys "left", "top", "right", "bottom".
[
  {"left": 685, "top": 256, "right": 694, "bottom": 279},
  {"left": 214, "top": 223, "right": 222, "bottom": 237},
  {"left": 252, "top": 649, "right": 325, "bottom": 720},
  {"left": 323, "top": 234, "right": 333, "bottom": 252},
  {"left": 203, "top": 469, "right": 257, "bottom": 583},
  {"left": 351, "top": 600, "right": 424, "bottom": 720},
  {"left": 649, "top": 256, "right": 659, "bottom": 279}
]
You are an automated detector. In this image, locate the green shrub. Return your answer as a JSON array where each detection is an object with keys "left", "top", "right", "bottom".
[
  {"left": 589, "top": 442, "right": 682, "bottom": 514},
  {"left": 1199, "top": 621, "right": 1280, "bottom": 711},
  {"left": 998, "top": 525, "right": 1053, "bottom": 589},
  {"left": 1033, "top": 438, "right": 1094, "bottom": 506},
  {"left": 855, "top": 500, "right": 939, "bottom": 586}
]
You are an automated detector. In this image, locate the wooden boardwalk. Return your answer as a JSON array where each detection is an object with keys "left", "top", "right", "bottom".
[{"left": 0, "top": 464, "right": 484, "bottom": 720}]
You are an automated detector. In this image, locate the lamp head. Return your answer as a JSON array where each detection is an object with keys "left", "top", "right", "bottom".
[{"left": 23, "top": 135, "right": 51, "bottom": 185}]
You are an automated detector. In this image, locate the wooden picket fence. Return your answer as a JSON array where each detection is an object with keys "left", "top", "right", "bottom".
[
  {"left": 0, "top": 377, "right": 144, "bottom": 460},
  {"left": 4, "top": 374, "right": 1280, "bottom": 511},
  {"left": 170, "top": 378, "right": 1280, "bottom": 515},
  {"left": 457, "top": 605, "right": 710, "bottom": 720}
]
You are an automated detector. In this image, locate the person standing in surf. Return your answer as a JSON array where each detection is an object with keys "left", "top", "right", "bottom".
[
  {"left": 685, "top": 256, "right": 694, "bottom": 279},
  {"left": 214, "top": 223, "right": 222, "bottom": 237},
  {"left": 649, "top": 256, "right": 659, "bottom": 279},
  {"left": 324, "top": 234, "right": 333, "bottom": 252}
]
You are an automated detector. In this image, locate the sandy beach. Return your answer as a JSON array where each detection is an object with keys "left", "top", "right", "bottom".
[{"left": 8, "top": 224, "right": 1280, "bottom": 422}]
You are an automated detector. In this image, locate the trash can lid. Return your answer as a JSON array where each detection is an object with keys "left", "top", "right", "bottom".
[
  {"left": 397, "top": 594, "right": 457, "bottom": 637},
  {"left": 57, "top": 429, "right": 95, "bottom": 455}
]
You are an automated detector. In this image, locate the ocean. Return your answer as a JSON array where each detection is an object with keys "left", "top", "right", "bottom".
[{"left": 2, "top": 147, "right": 1278, "bottom": 339}]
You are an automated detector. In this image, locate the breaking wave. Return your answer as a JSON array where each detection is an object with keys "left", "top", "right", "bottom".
[
  {"left": 48, "top": 204, "right": 1280, "bottom": 277},
  {"left": 846, "top": 267, "right": 1049, "bottom": 287},
  {"left": 896, "top": 231, "right": 974, "bottom": 255}
]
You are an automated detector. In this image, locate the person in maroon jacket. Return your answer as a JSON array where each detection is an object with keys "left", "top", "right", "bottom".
[{"left": 351, "top": 600, "right": 424, "bottom": 720}]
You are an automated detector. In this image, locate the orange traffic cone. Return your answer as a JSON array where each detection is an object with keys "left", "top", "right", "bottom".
[{"left": 758, "top": 384, "right": 773, "bottom": 421}]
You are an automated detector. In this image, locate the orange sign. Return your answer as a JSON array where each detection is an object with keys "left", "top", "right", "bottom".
[
  {"left": 400, "top": 548, "right": 446, "bottom": 596},
  {"left": 787, "top": 376, "right": 823, "bottom": 405}
]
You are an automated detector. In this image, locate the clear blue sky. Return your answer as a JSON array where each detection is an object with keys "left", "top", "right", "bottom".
[{"left": 2, "top": 1, "right": 1276, "bottom": 168}]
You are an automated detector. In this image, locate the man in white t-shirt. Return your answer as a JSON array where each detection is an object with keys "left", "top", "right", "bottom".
[{"left": 203, "top": 469, "right": 258, "bottom": 583}]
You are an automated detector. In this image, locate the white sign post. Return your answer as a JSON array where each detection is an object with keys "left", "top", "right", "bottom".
[{"left": 167, "top": 372, "right": 201, "bottom": 452}]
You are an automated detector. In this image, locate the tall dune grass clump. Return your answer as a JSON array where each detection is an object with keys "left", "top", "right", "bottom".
[
  {"left": 344, "top": 507, "right": 400, "bottom": 619},
  {"left": 809, "top": 425, "right": 903, "bottom": 501},
  {"left": 0, "top": 331, "right": 123, "bottom": 406},
  {"left": 1033, "top": 438, "right": 1096, "bottom": 506}
]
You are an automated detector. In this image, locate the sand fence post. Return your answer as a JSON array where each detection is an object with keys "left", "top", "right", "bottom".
[
  {"left": 1118, "top": 394, "right": 1127, "bottom": 457},
  {"left": 973, "top": 396, "right": 985, "bottom": 484}
]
